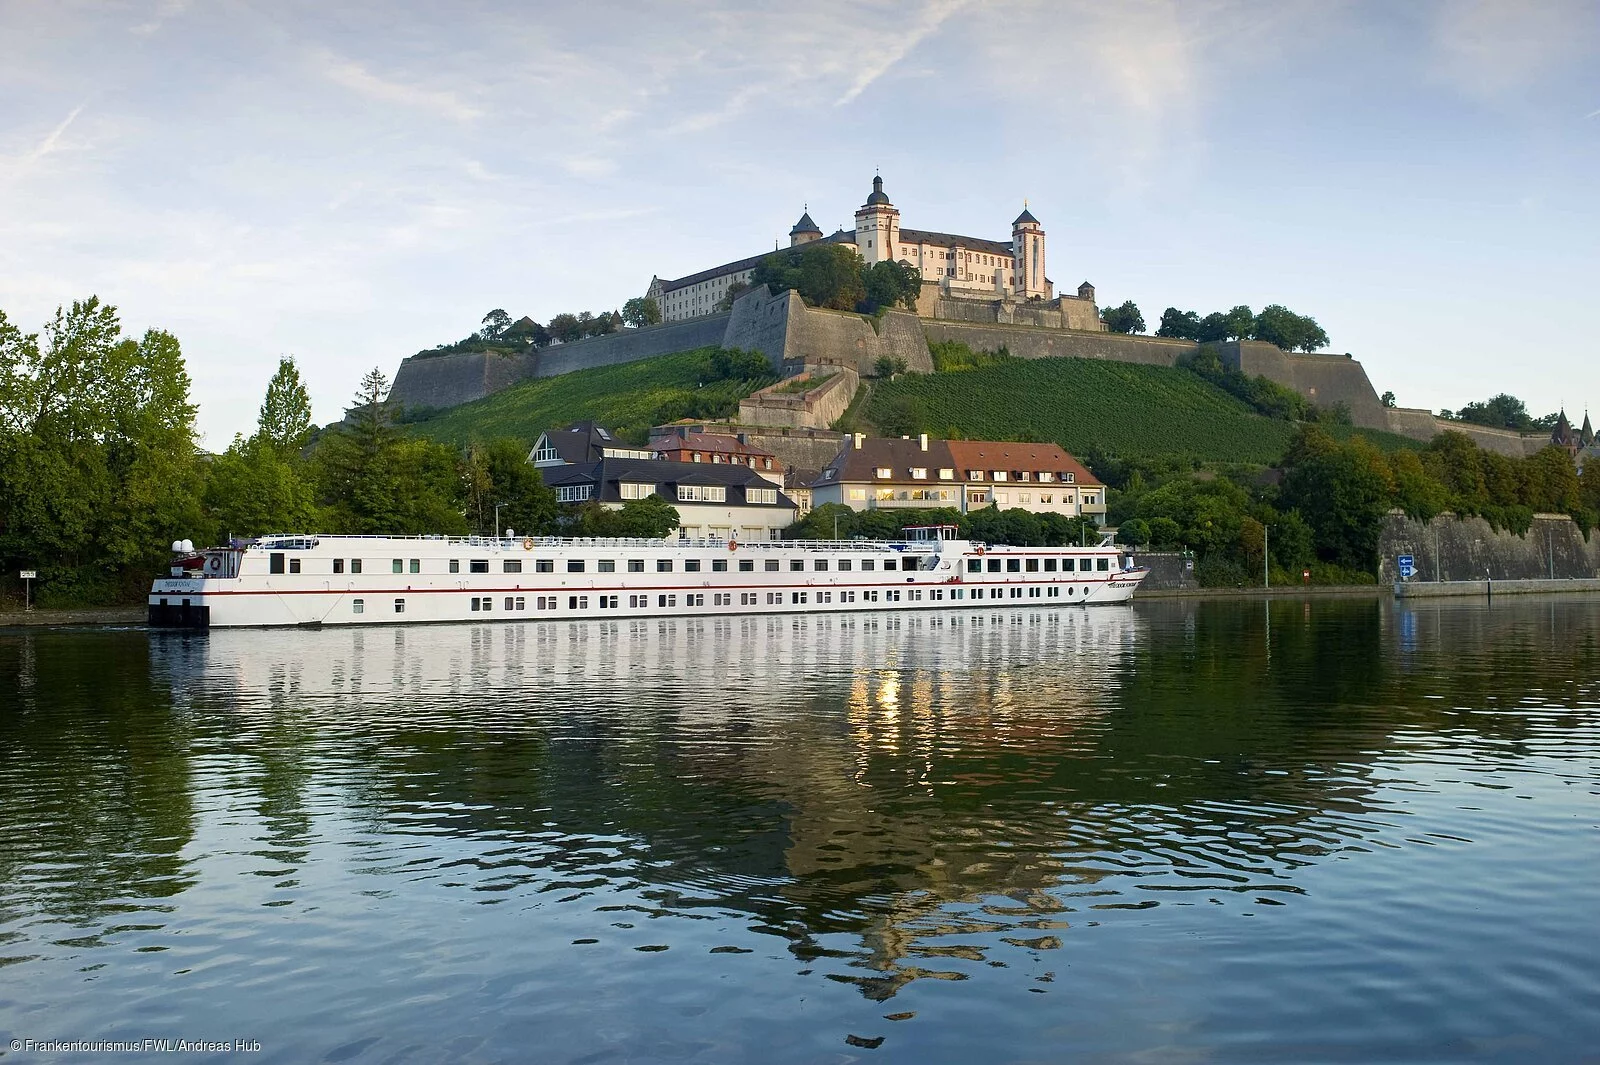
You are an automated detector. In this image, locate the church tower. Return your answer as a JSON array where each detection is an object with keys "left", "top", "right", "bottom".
[
  {"left": 1582, "top": 411, "right": 1594, "bottom": 448},
  {"left": 1012, "top": 206, "right": 1048, "bottom": 299},
  {"left": 853, "top": 175, "right": 900, "bottom": 266}
]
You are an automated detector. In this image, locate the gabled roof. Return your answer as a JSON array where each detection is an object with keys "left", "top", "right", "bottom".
[
  {"left": 944, "top": 440, "right": 1100, "bottom": 485},
  {"left": 896, "top": 227, "right": 1013, "bottom": 258},
  {"left": 648, "top": 430, "right": 780, "bottom": 464},
  {"left": 816, "top": 437, "right": 956, "bottom": 485},
  {"left": 536, "top": 420, "right": 617, "bottom": 464},
  {"left": 541, "top": 457, "right": 797, "bottom": 509}
]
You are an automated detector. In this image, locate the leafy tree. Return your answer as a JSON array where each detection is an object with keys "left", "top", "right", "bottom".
[
  {"left": 874, "top": 394, "right": 927, "bottom": 436},
  {"left": 503, "top": 317, "right": 551, "bottom": 348},
  {"left": 716, "top": 281, "right": 750, "bottom": 312},
  {"left": 462, "top": 438, "right": 558, "bottom": 536},
  {"left": 862, "top": 260, "right": 921, "bottom": 313},
  {"left": 1252, "top": 304, "right": 1329, "bottom": 352},
  {"left": 1279, "top": 427, "right": 1393, "bottom": 570},
  {"left": 1116, "top": 517, "right": 1150, "bottom": 546},
  {"left": 708, "top": 347, "right": 774, "bottom": 381},
  {"left": 549, "top": 313, "right": 582, "bottom": 343},
  {"left": 258, "top": 356, "right": 313, "bottom": 453},
  {"left": 1156, "top": 307, "right": 1201, "bottom": 340},
  {"left": 1196, "top": 311, "right": 1231, "bottom": 344},
  {"left": 567, "top": 495, "right": 680, "bottom": 538},
  {"left": 873, "top": 354, "right": 909, "bottom": 378},
  {"left": 1100, "top": 300, "right": 1144, "bottom": 334},
  {"left": 1222, "top": 305, "right": 1255, "bottom": 340},
  {"left": 621, "top": 297, "right": 662, "bottom": 328},
  {"left": 1453, "top": 393, "right": 1545, "bottom": 432},
  {"left": 752, "top": 243, "right": 867, "bottom": 311},
  {"left": 1380, "top": 390, "right": 1397, "bottom": 408},
  {"left": 480, "top": 309, "right": 512, "bottom": 341},
  {"left": 203, "top": 433, "right": 319, "bottom": 540},
  {"left": 1146, "top": 516, "right": 1182, "bottom": 548}
]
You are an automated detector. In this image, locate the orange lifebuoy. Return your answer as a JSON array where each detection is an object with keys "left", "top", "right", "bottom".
[
  {"left": 975, "top": 545, "right": 985, "bottom": 555},
  {"left": 522, "top": 537, "right": 534, "bottom": 551},
  {"left": 728, "top": 539, "right": 738, "bottom": 551}
]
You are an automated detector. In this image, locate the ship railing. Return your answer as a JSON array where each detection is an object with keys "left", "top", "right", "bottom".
[{"left": 245, "top": 533, "right": 970, "bottom": 552}]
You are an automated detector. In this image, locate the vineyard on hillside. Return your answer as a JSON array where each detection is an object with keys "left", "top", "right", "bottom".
[
  {"left": 860, "top": 358, "right": 1422, "bottom": 464},
  {"left": 404, "top": 348, "right": 770, "bottom": 447}
]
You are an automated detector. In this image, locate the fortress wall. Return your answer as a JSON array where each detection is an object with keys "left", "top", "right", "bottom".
[
  {"left": 737, "top": 428, "right": 848, "bottom": 473},
  {"left": 737, "top": 365, "right": 859, "bottom": 430},
  {"left": 1057, "top": 295, "right": 1103, "bottom": 331},
  {"left": 1383, "top": 407, "right": 1545, "bottom": 457},
  {"left": 786, "top": 301, "right": 882, "bottom": 372},
  {"left": 876, "top": 311, "right": 934, "bottom": 373},
  {"left": 1385, "top": 407, "right": 1441, "bottom": 440},
  {"left": 722, "top": 287, "right": 796, "bottom": 367},
  {"left": 1223, "top": 341, "right": 1388, "bottom": 430},
  {"left": 533, "top": 315, "right": 728, "bottom": 379},
  {"left": 390, "top": 350, "right": 542, "bottom": 412},
  {"left": 1379, "top": 511, "right": 1600, "bottom": 583},
  {"left": 921, "top": 321, "right": 1197, "bottom": 366}
]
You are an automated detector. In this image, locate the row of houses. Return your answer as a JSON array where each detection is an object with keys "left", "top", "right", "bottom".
[{"left": 526, "top": 421, "right": 1106, "bottom": 539}]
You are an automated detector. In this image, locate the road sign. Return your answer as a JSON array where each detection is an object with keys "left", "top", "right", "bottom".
[
  {"left": 19, "top": 570, "right": 35, "bottom": 579},
  {"left": 1397, "top": 555, "right": 1416, "bottom": 579}
]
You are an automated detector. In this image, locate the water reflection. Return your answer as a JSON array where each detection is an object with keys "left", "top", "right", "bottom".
[{"left": 2, "top": 598, "right": 1598, "bottom": 1062}]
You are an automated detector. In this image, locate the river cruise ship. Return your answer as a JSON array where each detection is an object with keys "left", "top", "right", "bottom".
[{"left": 148, "top": 526, "right": 1148, "bottom": 628}]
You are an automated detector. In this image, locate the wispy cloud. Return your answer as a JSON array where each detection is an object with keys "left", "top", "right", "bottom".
[
  {"left": 1429, "top": 0, "right": 1598, "bottom": 99},
  {"left": 131, "top": 0, "right": 191, "bottom": 37},
  {"left": 312, "top": 49, "right": 482, "bottom": 122},
  {"left": 836, "top": 0, "right": 968, "bottom": 105},
  {"left": 16, "top": 104, "right": 86, "bottom": 169}
]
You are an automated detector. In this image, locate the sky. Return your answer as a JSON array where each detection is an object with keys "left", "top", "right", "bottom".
[{"left": 1, "top": 0, "right": 1597, "bottom": 447}]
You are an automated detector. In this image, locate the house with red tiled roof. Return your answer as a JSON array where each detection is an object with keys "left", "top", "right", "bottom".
[
  {"left": 647, "top": 426, "right": 784, "bottom": 487},
  {"left": 808, "top": 434, "right": 1106, "bottom": 524}
]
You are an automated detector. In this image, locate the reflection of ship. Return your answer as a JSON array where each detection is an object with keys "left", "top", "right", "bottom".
[
  {"left": 150, "top": 605, "right": 1145, "bottom": 709},
  {"left": 147, "top": 525, "right": 1147, "bottom": 628}
]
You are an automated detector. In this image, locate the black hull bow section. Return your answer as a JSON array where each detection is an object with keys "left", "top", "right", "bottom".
[{"left": 148, "top": 601, "right": 210, "bottom": 628}]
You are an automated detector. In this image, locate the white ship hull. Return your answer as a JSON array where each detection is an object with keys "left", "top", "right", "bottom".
[{"left": 149, "top": 533, "right": 1148, "bottom": 629}]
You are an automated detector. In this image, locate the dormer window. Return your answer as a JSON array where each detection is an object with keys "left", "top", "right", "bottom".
[
  {"left": 876, "top": 467, "right": 893, "bottom": 478},
  {"left": 911, "top": 468, "right": 927, "bottom": 479},
  {"left": 1065, "top": 472, "right": 1076, "bottom": 483},
  {"left": 967, "top": 470, "right": 983, "bottom": 481},
  {"left": 1018, "top": 471, "right": 1031, "bottom": 481},
  {"left": 1039, "top": 471, "right": 1054, "bottom": 482},
  {"left": 993, "top": 471, "right": 1007, "bottom": 481},
  {"left": 938, "top": 468, "right": 954, "bottom": 480}
]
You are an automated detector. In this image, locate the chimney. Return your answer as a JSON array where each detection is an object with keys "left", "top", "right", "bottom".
[
  {"left": 853, "top": 432, "right": 865, "bottom": 448},
  {"left": 918, "top": 433, "right": 928, "bottom": 451}
]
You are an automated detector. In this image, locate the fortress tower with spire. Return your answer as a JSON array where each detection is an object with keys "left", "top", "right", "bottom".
[{"left": 645, "top": 175, "right": 1104, "bottom": 330}]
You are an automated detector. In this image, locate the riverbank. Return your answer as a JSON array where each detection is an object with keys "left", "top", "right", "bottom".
[
  {"left": 1138, "top": 584, "right": 1381, "bottom": 600},
  {"left": 0, "top": 607, "right": 146, "bottom": 629},
  {"left": 1394, "top": 577, "right": 1600, "bottom": 599}
]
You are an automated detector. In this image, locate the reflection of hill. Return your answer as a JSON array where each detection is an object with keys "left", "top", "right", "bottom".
[{"left": 0, "top": 632, "right": 197, "bottom": 948}]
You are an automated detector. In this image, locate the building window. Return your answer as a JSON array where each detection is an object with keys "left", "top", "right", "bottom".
[
  {"left": 352, "top": 598, "right": 364, "bottom": 614},
  {"left": 504, "top": 560, "right": 523, "bottom": 573},
  {"left": 747, "top": 487, "right": 778, "bottom": 505},
  {"left": 876, "top": 467, "right": 893, "bottom": 478},
  {"left": 849, "top": 488, "right": 867, "bottom": 501},
  {"left": 1065, "top": 473, "right": 1076, "bottom": 483},
  {"left": 620, "top": 482, "right": 655, "bottom": 500},
  {"left": 676, "top": 484, "right": 727, "bottom": 502},
  {"left": 557, "top": 485, "right": 592, "bottom": 503},
  {"left": 992, "top": 471, "right": 1007, "bottom": 481},
  {"left": 939, "top": 469, "right": 954, "bottom": 480},
  {"left": 911, "top": 468, "right": 927, "bottom": 479}
]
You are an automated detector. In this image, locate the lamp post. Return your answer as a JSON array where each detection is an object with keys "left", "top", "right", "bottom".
[
  {"left": 1263, "top": 524, "right": 1270, "bottom": 589},
  {"left": 493, "top": 502, "right": 507, "bottom": 539}
]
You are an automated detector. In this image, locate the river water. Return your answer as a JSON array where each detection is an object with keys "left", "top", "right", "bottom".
[{"left": 1, "top": 596, "right": 1597, "bottom": 1064}]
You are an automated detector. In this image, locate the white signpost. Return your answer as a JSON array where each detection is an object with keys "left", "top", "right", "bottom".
[{"left": 19, "top": 569, "right": 36, "bottom": 611}]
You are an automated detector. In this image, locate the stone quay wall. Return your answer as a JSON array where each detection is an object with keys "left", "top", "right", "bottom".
[{"left": 1377, "top": 511, "right": 1600, "bottom": 584}]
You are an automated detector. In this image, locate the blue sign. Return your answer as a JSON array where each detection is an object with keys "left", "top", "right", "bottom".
[{"left": 1397, "top": 554, "right": 1416, "bottom": 579}]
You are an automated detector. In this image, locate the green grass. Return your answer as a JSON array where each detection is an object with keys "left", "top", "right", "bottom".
[
  {"left": 862, "top": 357, "right": 1423, "bottom": 465},
  {"left": 771, "top": 372, "right": 835, "bottom": 394},
  {"left": 405, "top": 348, "right": 766, "bottom": 447}
]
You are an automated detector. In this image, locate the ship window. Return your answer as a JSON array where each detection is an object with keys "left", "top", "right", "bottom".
[
  {"left": 535, "top": 559, "right": 553, "bottom": 573},
  {"left": 882, "top": 559, "right": 897, "bottom": 571},
  {"left": 861, "top": 560, "right": 875, "bottom": 571},
  {"left": 629, "top": 560, "right": 645, "bottom": 572},
  {"left": 987, "top": 559, "right": 1002, "bottom": 572},
  {"left": 505, "top": 597, "right": 514, "bottom": 611},
  {"left": 351, "top": 559, "right": 362, "bottom": 574},
  {"left": 739, "top": 559, "right": 754, "bottom": 572},
  {"left": 333, "top": 558, "right": 344, "bottom": 574},
  {"left": 392, "top": 559, "right": 403, "bottom": 573},
  {"left": 569, "top": 596, "right": 587, "bottom": 609},
  {"left": 657, "top": 560, "right": 673, "bottom": 572},
  {"left": 1026, "top": 559, "right": 1039, "bottom": 572},
  {"left": 449, "top": 560, "right": 460, "bottom": 573},
  {"left": 967, "top": 559, "right": 981, "bottom": 572},
  {"left": 712, "top": 559, "right": 727, "bottom": 572},
  {"left": 1007, "top": 559, "right": 1021, "bottom": 572},
  {"left": 1098, "top": 557, "right": 1110, "bottom": 571},
  {"left": 471, "top": 559, "right": 490, "bottom": 574},
  {"left": 504, "top": 560, "right": 523, "bottom": 573},
  {"left": 814, "top": 560, "right": 828, "bottom": 571},
  {"left": 790, "top": 559, "right": 804, "bottom": 572},
  {"left": 409, "top": 559, "right": 420, "bottom": 574},
  {"left": 568, "top": 560, "right": 585, "bottom": 573},
  {"left": 838, "top": 559, "right": 852, "bottom": 571},
  {"left": 289, "top": 558, "right": 301, "bottom": 574},
  {"left": 685, "top": 559, "right": 701, "bottom": 572},
  {"left": 352, "top": 599, "right": 364, "bottom": 613},
  {"left": 394, "top": 598, "right": 405, "bottom": 613},
  {"left": 658, "top": 594, "right": 677, "bottom": 607},
  {"left": 1080, "top": 558, "right": 1094, "bottom": 572},
  {"left": 471, "top": 598, "right": 481, "bottom": 612},
  {"left": 765, "top": 559, "right": 780, "bottom": 572},
  {"left": 1044, "top": 559, "right": 1057, "bottom": 572},
  {"left": 270, "top": 553, "right": 285, "bottom": 574},
  {"left": 483, "top": 597, "right": 492, "bottom": 611},
  {"left": 599, "top": 560, "right": 615, "bottom": 572}
]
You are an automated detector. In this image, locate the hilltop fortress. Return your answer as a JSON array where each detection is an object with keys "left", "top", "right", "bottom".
[{"left": 389, "top": 175, "right": 1550, "bottom": 459}]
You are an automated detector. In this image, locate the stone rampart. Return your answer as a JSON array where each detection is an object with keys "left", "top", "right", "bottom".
[
  {"left": 1220, "top": 341, "right": 1389, "bottom": 430},
  {"left": 922, "top": 321, "right": 1196, "bottom": 366},
  {"left": 1378, "top": 511, "right": 1600, "bottom": 583},
  {"left": 533, "top": 315, "right": 728, "bottom": 379},
  {"left": 1382, "top": 407, "right": 1543, "bottom": 457},
  {"left": 738, "top": 365, "right": 859, "bottom": 430}
]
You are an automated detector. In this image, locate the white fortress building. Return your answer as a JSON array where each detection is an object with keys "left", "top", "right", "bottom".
[{"left": 646, "top": 176, "right": 1100, "bottom": 327}]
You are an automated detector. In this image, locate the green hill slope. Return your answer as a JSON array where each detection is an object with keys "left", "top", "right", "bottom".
[
  {"left": 859, "top": 357, "right": 1421, "bottom": 465},
  {"left": 404, "top": 347, "right": 766, "bottom": 447}
]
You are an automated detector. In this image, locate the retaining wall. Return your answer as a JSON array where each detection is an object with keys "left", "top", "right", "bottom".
[
  {"left": 1377, "top": 511, "right": 1600, "bottom": 584},
  {"left": 921, "top": 321, "right": 1196, "bottom": 366}
]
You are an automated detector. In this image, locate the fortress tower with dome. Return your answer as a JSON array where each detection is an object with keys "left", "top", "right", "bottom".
[{"left": 645, "top": 175, "right": 1105, "bottom": 332}]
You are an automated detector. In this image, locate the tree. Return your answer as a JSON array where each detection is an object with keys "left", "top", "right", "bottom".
[
  {"left": 1454, "top": 393, "right": 1535, "bottom": 431},
  {"left": 752, "top": 243, "right": 866, "bottom": 311},
  {"left": 1116, "top": 517, "right": 1151, "bottom": 546},
  {"left": 480, "top": 309, "right": 512, "bottom": 341},
  {"left": 862, "top": 260, "right": 921, "bottom": 313},
  {"left": 548, "top": 313, "right": 583, "bottom": 344},
  {"left": 1222, "top": 305, "right": 1255, "bottom": 341},
  {"left": 873, "top": 354, "right": 909, "bottom": 378},
  {"left": 258, "top": 356, "right": 313, "bottom": 453},
  {"left": 1252, "top": 304, "right": 1329, "bottom": 352},
  {"left": 621, "top": 297, "right": 662, "bottom": 328},
  {"left": 1196, "top": 311, "right": 1230, "bottom": 344},
  {"left": 874, "top": 394, "right": 926, "bottom": 436},
  {"left": 503, "top": 317, "right": 551, "bottom": 348},
  {"left": 203, "top": 433, "right": 319, "bottom": 540},
  {"left": 567, "top": 495, "right": 680, "bottom": 538},
  {"left": 1155, "top": 307, "right": 1201, "bottom": 340},
  {"left": 716, "top": 281, "right": 750, "bottom": 312},
  {"left": 1381, "top": 390, "right": 1397, "bottom": 408},
  {"left": 1279, "top": 427, "right": 1393, "bottom": 571},
  {"left": 462, "top": 438, "right": 558, "bottom": 537},
  {"left": 1100, "top": 300, "right": 1145, "bottom": 334}
]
